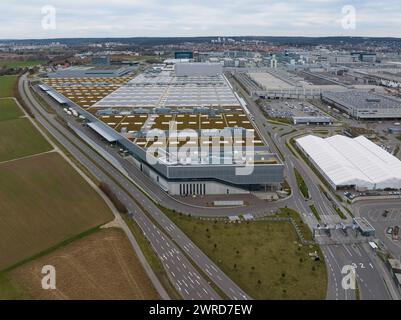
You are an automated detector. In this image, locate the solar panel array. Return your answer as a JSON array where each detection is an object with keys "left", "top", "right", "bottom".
[
  {"left": 93, "top": 71, "right": 240, "bottom": 108},
  {"left": 42, "top": 77, "right": 132, "bottom": 108},
  {"left": 42, "top": 70, "right": 270, "bottom": 160}
]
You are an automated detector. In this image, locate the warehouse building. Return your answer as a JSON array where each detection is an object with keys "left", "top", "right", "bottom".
[
  {"left": 175, "top": 62, "right": 222, "bottom": 77},
  {"left": 296, "top": 135, "right": 401, "bottom": 191},
  {"left": 322, "top": 90, "right": 401, "bottom": 119},
  {"left": 175, "top": 51, "right": 194, "bottom": 59},
  {"left": 94, "top": 68, "right": 238, "bottom": 108},
  {"left": 47, "top": 65, "right": 136, "bottom": 78}
]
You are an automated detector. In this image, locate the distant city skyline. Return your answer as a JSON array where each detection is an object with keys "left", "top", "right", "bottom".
[{"left": 1, "top": 0, "right": 401, "bottom": 40}]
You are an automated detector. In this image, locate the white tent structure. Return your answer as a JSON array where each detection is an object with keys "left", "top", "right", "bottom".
[{"left": 296, "top": 135, "right": 401, "bottom": 190}]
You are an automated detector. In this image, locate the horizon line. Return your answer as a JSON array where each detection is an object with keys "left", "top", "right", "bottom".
[{"left": 2, "top": 35, "right": 401, "bottom": 42}]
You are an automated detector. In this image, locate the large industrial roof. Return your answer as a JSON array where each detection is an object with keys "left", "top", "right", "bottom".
[
  {"left": 93, "top": 70, "right": 240, "bottom": 108},
  {"left": 296, "top": 135, "right": 401, "bottom": 190},
  {"left": 47, "top": 90, "right": 68, "bottom": 104},
  {"left": 323, "top": 90, "right": 401, "bottom": 110},
  {"left": 87, "top": 122, "right": 118, "bottom": 142}
]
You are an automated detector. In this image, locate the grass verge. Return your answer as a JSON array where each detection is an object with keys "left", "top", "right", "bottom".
[
  {"left": 162, "top": 207, "right": 327, "bottom": 300},
  {"left": 309, "top": 204, "right": 321, "bottom": 222},
  {"left": 0, "top": 273, "right": 30, "bottom": 300},
  {"left": 294, "top": 168, "right": 309, "bottom": 199},
  {"left": 0, "top": 117, "right": 53, "bottom": 161},
  {"left": 0, "top": 75, "right": 18, "bottom": 98},
  {"left": 0, "top": 98, "right": 23, "bottom": 121}
]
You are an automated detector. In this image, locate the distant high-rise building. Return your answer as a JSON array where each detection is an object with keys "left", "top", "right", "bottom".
[
  {"left": 91, "top": 56, "right": 110, "bottom": 66},
  {"left": 174, "top": 51, "right": 194, "bottom": 59},
  {"left": 360, "top": 53, "right": 377, "bottom": 63},
  {"left": 350, "top": 52, "right": 377, "bottom": 63}
]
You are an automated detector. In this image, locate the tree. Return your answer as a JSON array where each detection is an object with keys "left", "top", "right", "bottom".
[{"left": 98, "top": 182, "right": 128, "bottom": 214}]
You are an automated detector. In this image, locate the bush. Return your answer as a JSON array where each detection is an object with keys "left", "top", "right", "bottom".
[
  {"left": 98, "top": 182, "right": 128, "bottom": 214},
  {"left": 294, "top": 168, "right": 309, "bottom": 198}
]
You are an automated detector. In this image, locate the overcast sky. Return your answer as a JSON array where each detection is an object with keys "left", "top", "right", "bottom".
[{"left": 0, "top": 0, "right": 400, "bottom": 39}]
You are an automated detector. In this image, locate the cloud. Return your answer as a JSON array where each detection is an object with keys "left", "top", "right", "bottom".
[{"left": 0, "top": 0, "right": 400, "bottom": 39}]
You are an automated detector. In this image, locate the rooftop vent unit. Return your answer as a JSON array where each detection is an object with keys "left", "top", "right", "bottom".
[
  {"left": 154, "top": 107, "right": 171, "bottom": 114},
  {"left": 133, "top": 108, "right": 149, "bottom": 114},
  {"left": 177, "top": 108, "right": 193, "bottom": 114}
]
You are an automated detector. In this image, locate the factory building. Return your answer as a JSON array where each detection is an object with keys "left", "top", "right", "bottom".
[
  {"left": 42, "top": 62, "right": 284, "bottom": 195},
  {"left": 91, "top": 56, "right": 111, "bottom": 66},
  {"left": 322, "top": 90, "right": 401, "bottom": 119},
  {"left": 175, "top": 62, "right": 223, "bottom": 77},
  {"left": 47, "top": 65, "right": 136, "bottom": 78},
  {"left": 174, "top": 51, "right": 194, "bottom": 59}
]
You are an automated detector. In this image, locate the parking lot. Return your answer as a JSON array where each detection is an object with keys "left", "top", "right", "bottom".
[
  {"left": 358, "top": 205, "right": 401, "bottom": 259},
  {"left": 341, "top": 190, "right": 401, "bottom": 202},
  {"left": 263, "top": 100, "right": 332, "bottom": 124}
]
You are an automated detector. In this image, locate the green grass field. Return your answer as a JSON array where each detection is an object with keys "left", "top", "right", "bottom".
[
  {"left": 0, "top": 98, "right": 23, "bottom": 122},
  {"left": 0, "top": 75, "right": 18, "bottom": 98},
  {"left": 165, "top": 209, "right": 327, "bottom": 300},
  {"left": 294, "top": 168, "right": 310, "bottom": 199},
  {"left": 0, "top": 60, "right": 44, "bottom": 68},
  {"left": 0, "top": 118, "right": 52, "bottom": 162},
  {"left": 0, "top": 152, "right": 114, "bottom": 271},
  {"left": 125, "top": 55, "right": 162, "bottom": 62},
  {"left": 0, "top": 91, "right": 52, "bottom": 162}
]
